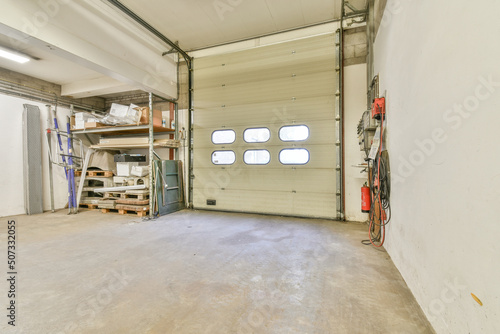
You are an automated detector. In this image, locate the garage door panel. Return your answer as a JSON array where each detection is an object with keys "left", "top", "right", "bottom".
[
  {"left": 196, "top": 72, "right": 335, "bottom": 108},
  {"left": 193, "top": 189, "right": 294, "bottom": 215},
  {"left": 194, "top": 190, "right": 336, "bottom": 219},
  {"left": 193, "top": 33, "right": 338, "bottom": 219},
  {"left": 195, "top": 34, "right": 335, "bottom": 70},
  {"left": 291, "top": 192, "right": 337, "bottom": 218},
  {"left": 292, "top": 169, "right": 336, "bottom": 193},
  {"left": 193, "top": 168, "right": 335, "bottom": 194},
  {"left": 195, "top": 57, "right": 334, "bottom": 89},
  {"left": 193, "top": 145, "right": 336, "bottom": 169},
  {"left": 194, "top": 97, "right": 336, "bottom": 127},
  {"left": 194, "top": 169, "right": 295, "bottom": 192},
  {"left": 195, "top": 82, "right": 335, "bottom": 109},
  {"left": 194, "top": 119, "right": 336, "bottom": 148}
]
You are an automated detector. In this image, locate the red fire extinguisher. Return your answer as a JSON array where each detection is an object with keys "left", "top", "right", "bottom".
[{"left": 361, "top": 183, "right": 371, "bottom": 213}]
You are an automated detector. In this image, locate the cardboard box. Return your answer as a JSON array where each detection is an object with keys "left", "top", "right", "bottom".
[
  {"left": 70, "top": 116, "right": 79, "bottom": 129},
  {"left": 138, "top": 107, "right": 163, "bottom": 128},
  {"left": 85, "top": 121, "right": 106, "bottom": 128},
  {"left": 72, "top": 115, "right": 106, "bottom": 130}
]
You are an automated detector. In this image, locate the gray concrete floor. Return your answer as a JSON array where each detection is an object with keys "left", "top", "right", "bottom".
[{"left": 0, "top": 209, "right": 434, "bottom": 334}]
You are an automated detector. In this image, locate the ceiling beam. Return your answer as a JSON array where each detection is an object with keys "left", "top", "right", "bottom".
[
  {"left": 0, "top": 1, "right": 177, "bottom": 100},
  {"left": 61, "top": 76, "right": 135, "bottom": 99}
]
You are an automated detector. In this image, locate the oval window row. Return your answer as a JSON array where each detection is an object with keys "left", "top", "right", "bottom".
[
  {"left": 212, "top": 149, "right": 310, "bottom": 165},
  {"left": 212, "top": 125, "right": 309, "bottom": 144}
]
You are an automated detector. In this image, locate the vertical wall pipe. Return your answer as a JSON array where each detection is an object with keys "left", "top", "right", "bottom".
[{"left": 149, "top": 92, "right": 154, "bottom": 218}]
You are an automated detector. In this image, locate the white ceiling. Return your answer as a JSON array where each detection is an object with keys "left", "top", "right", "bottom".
[{"left": 117, "top": 0, "right": 367, "bottom": 51}]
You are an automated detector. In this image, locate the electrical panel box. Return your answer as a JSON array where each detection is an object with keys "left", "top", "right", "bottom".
[
  {"left": 371, "top": 97, "right": 386, "bottom": 120},
  {"left": 359, "top": 130, "right": 375, "bottom": 153},
  {"left": 362, "top": 110, "right": 377, "bottom": 130},
  {"left": 358, "top": 110, "right": 377, "bottom": 154}
]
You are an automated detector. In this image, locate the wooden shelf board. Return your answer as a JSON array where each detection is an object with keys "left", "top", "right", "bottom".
[
  {"left": 73, "top": 124, "right": 175, "bottom": 136},
  {"left": 89, "top": 143, "right": 179, "bottom": 150}
]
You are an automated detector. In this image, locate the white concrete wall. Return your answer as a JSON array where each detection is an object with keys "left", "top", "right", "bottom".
[
  {"left": 344, "top": 63, "right": 369, "bottom": 222},
  {"left": 0, "top": 95, "right": 70, "bottom": 217},
  {"left": 373, "top": 1, "right": 500, "bottom": 333}
]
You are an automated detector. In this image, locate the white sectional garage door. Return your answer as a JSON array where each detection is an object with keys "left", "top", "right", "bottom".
[{"left": 193, "top": 33, "right": 338, "bottom": 219}]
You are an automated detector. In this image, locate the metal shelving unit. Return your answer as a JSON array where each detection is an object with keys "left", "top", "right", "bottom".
[{"left": 75, "top": 93, "right": 180, "bottom": 218}]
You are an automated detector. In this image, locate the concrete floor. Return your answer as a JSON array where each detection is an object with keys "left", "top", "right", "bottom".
[{"left": 0, "top": 210, "right": 434, "bottom": 334}]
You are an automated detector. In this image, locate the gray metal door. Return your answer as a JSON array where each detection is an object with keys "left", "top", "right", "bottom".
[{"left": 155, "top": 160, "right": 185, "bottom": 215}]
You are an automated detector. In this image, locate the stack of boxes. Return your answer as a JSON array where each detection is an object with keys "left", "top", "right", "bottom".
[{"left": 74, "top": 112, "right": 100, "bottom": 130}]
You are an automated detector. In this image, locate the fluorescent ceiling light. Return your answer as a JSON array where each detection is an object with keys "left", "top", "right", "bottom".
[{"left": 0, "top": 47, "right": 30, "bottom": 64}]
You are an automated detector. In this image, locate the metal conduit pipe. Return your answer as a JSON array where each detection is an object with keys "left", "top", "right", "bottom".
[
  {"left": 0, "top": 80, "right": 104, "bottom": 112},
  {"left": 106, "top": 0, "right": 194, "bottom": 208},
  {"left": 187, "top": 62, "right": 194, "bottom": 208},
  {"left": 106, "top": 0, "right": 192, "bottom": 67},
  {"left": 340, "top": 0, "right": 346, "bottom": 220},
  {"left": 366, "top": 0, "right": 375, "bottom": 109}
]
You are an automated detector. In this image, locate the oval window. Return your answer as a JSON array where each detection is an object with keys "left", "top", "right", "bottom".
[
  {"left": 212, "top": 130, "right": 236, "bottom": 144},
  {"left": 279, "top": 149, "right": 310, "bottom": 165},
  {"left": 244, "top": 150, "right": 271, "bottom": 165},
  {"left": 279, "top": 125, "right": 309, "bottom": 141},
  {"left": 212, "top": 151, "right": 236, "bottom": 165},
  {"left": 244, "top": 128, "right": 270, "bottom": 143}
]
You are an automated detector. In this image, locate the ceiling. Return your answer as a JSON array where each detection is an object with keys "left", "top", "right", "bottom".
[
  {"left": 0, "top": 34, "right": 104, "bottom": 86},
  {"left": 0, "top": 0, "right": 367, "bottom": 98},
  {"left": 118, "top": 0, "right": 367, "bottom": 51}
]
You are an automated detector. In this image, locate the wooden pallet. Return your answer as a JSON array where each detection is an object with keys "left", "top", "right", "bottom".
[
  {"left": 116, "top": 204, "right": 149, "bottom": 217},
  {"left": 116, "top": 199, "right": 149, "bottom": 206},
  {"left": 75, "top": 170, "right": 114, "bottom": 177},
  {"left": 103, "top": 191, "right": 125, "bottom": 199},
  {"left": 79, "top": 203, "right": 99, "bottom": 210},
  {"left": 101, "top": 208, "right": 119, "bottom": 214},
  {"left": 120, "top": 192, "right": 149, "bottom": 200}
]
